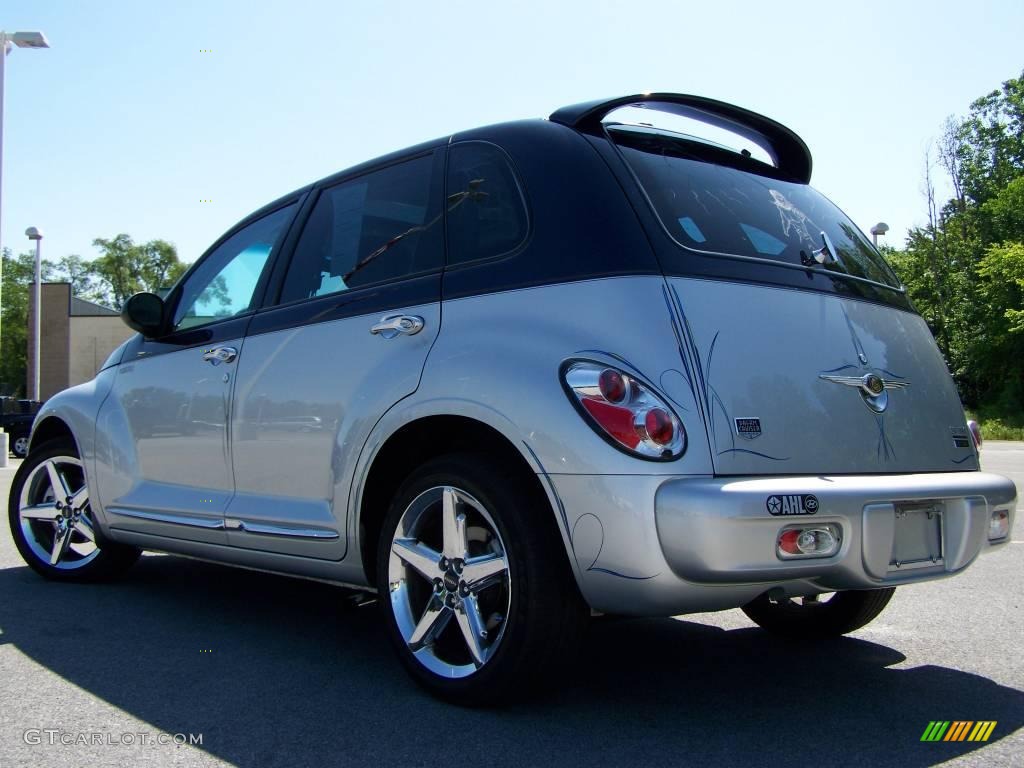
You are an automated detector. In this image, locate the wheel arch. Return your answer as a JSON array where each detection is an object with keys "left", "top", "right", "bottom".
[
  {"left": 29, "top": 415, "right": 77, "bottom": 455},
  {"left": 355, "top": 413, "right": 574, "bottom": 586}
]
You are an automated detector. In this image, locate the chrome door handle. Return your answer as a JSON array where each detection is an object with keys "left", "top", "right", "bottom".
[
  {"left": 370, "top": 314, "right": 424, "bottom": 339},
  {"left": 202, "top": 346, "right": 238, "bottom": 365}
]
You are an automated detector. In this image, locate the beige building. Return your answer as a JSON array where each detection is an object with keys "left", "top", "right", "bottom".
[{"left": 27, "top": 283, "right": 135, "bottom": 401}]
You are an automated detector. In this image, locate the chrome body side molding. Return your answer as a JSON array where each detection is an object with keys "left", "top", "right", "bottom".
[
  {"left": 107, "top": 507, "right": 226, "bottom": 530},
  {"left": 224, "top": 518, "right": 339, "bottom": 540}
]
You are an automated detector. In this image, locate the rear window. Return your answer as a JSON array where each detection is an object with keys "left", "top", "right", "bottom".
[
  {"left": 612, "top": 129, "right": 901, "bottom": 291},
  {"left": 280, "top": 153, "right": 442, "bottom": 303},
  {"left": 446, "top": 142, "right": 528, "bottom": 265}
]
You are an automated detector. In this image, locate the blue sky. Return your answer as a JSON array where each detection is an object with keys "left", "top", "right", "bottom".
[{"left": 2, "top": 0, "right": 1022, "bottom": 268}]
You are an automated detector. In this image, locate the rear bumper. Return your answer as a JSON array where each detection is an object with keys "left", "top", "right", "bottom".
[
  {"left": 549, "top": 471, "right": 1016, "bottom": 616},
  {"left": 655, "top": 472, "right": 1016, "bottom": 589}
]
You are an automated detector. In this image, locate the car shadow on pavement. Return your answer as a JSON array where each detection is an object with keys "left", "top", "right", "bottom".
[{"left": 0, "top": 553, "right": 1020, "bottom": 768}]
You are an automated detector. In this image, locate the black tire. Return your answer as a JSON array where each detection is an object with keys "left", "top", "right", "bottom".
[
  {"left": 11, "top": 432, "right": 30, "bottom": 458},
  {"left": 8, "top": 438, "right": 141, "bottom": 582},
  {"left": 741, "top": 587, "right": 896, "bottom": 639},
  {"left": 377, "top": 452, "right": 588, "bottom": 705}
]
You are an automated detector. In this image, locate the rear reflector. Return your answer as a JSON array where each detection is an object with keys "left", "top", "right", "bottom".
[{"left": 581, "top": 397, "right": 640, "bottom": 449}]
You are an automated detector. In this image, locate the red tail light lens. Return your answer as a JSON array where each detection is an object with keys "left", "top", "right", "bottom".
[
  {"left": 562, "top": 361, "right": 686, "bottom": 460},
  {"left": 644, "top": 407, "right": 674, "bottom": 445},
  {"left": 598, "top": 369, "right": 628, "bottom": 403},
  {"left": 778, "top": 529, "right": 802, "bottom": 555}
]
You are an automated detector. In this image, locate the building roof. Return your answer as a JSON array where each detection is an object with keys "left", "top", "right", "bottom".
[{"left": 70, "top": 296, "right": 119, "bottom": 317}]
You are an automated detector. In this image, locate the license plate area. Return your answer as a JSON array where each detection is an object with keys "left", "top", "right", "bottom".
[{"left": 889, "top": 502, "right": 943, "bottom": 571}]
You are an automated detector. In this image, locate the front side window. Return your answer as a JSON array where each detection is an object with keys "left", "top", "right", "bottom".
[
  {"left": 446, "top": 142, "right": 528, "bottom": 265},
  {"left": 279, "top": 153, "right": 442, "bottom": 303},
  {"left": 612, "top": 128, "right": 901, "bottom": 290},
  {"left": 173, "top": 204, "right": 296, "bottom": 331}
]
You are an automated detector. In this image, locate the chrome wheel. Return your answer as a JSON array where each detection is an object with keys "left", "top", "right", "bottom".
[
  {"left": 13, "top": 436, "right": 29, "bottom": 457},
  {"left": 18, "top": 455, "right": 100, "bottom": 570},
  {"left": 387, "top": 485, "right": 511, "bottom": 679}
]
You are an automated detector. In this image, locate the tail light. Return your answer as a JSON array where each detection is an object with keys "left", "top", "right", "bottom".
[
  {"left": 777, "top": 524, "right": 842, "bottom": 559},
  {"left": 989, "top": 509, "right": 1009, "bottom": 541},
  {"left": 561, "top": 360, "right": 686, "bottom": 460},
  {"left": 967, "top": 419, "right": 983, "bottom": 449}
]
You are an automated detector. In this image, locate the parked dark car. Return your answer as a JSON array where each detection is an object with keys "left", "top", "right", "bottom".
[{"left": 2, "top": 398, "right": 42, "bottom": 458}]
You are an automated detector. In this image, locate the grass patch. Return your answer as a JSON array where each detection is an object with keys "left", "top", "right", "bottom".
[{"left": 965, "top": 408, "right": 1024, "bottom": 441}]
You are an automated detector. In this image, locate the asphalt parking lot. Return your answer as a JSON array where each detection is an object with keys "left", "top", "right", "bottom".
[{"left": 0, "top": 446, "right": 1021, "bottom": 768}]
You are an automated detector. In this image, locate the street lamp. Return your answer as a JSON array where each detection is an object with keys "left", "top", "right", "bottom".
[
  {"left": 26, "top": 226, "right": 42, "bottom": 402},
  {"left": 870, "top": 222, "right": 889, "bottom": 248},
  {"left": 0, "top": 30, "right": 50, "bottom": 395}
]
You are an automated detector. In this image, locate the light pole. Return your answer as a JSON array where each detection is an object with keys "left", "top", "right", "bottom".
[
  {"left": 26, "top": 226, "right": 42, "bottom": 401},
  {"left": 870, "top": 222, "right": 889, "bottom": 248},
  {"left": 0, "top": 31, "right": 50, "bottom": 395}
]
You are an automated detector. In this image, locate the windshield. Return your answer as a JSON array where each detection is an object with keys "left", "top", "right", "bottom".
[{"left": 612, "top": 130, "right": 901, "bottom": 291}]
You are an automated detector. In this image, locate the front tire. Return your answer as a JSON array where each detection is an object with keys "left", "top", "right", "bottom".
[
  {"left": 8, "top": 438, "right": 141, "bottom": 581},
  {"left": 377, "top": 453, "right": 588, "bottom": 705},
  {"left": 741, "top": 588, "right": 896, "bottom": 638}
]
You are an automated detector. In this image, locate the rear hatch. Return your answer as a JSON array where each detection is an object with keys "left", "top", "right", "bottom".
[
  {"left": 604, "top": 114, "right": 977, "bottom": 475},
  {"left": 664, "top": 276, "right": 974, "bottom": 474}
]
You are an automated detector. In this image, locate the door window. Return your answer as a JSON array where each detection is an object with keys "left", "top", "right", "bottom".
[
  {"left": 173, "top": 204, "right": 296, "bottom": 331},
  {"left": 279, "top": 153, "right": 442, "bottom": 303}
]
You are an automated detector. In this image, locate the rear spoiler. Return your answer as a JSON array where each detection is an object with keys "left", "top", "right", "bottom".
[{"left": 550, "top": 93, "right": 813, "bottom": 184}]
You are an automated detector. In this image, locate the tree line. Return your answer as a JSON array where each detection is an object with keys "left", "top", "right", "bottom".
[
  {"left": 886, "top": 70, "right": 1024, "bottom": 431},
  {"left": 0, "top": 235, "right": 187, "bottom": 396}
]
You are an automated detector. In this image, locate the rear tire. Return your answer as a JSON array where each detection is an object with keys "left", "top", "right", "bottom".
[
  {"left": 377, "top": 452, "right": 588, "bottom": 705},
  {"left": 8, "top": 438, "right": 141, "bottom": 582},
  {"left": 11, "top": 433, "right": 29, "bottom": 458},
  {"left": 741, "top": 588, "right": 896, "bottom": 638}
]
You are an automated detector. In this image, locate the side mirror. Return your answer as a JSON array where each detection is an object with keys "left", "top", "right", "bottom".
[{"left": 121, "top": 292, "right": 166, "bottom": 338}]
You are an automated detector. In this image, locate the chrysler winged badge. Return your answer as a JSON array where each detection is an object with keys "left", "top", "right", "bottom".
[{"left": 819, "top": 371, "right": 909, "bottom": 413}]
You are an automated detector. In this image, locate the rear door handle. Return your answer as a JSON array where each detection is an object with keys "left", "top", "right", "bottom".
[
  {"left": 202, "top": 346, "right": 238, "bottom": 365},
  {"left": 370, "top": 314, "right": 424, "bottom": 339}
]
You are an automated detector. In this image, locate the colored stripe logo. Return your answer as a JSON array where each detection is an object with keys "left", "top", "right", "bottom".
[{"left": 920, "top": 721, "right": 997, "bottom": 742}]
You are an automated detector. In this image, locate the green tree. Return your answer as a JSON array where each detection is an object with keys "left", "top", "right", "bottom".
[
  {"left": 978, "top": 242, "right": 1024, "bottom": 334},
  {"left": 0, "top": 248, "right": 55, "bottom": 396},
  {"left": 54, "top": 254, "right": 106, "bottom": 304},
  {"left": 954, "top": 76, "right": 1024, "bottom": 206},
  {"left": 888, "top": 70, "right": 1024, "bottom": 417},
  {"left": 90, "top": 234, "right": 188, "bottom": 309}
]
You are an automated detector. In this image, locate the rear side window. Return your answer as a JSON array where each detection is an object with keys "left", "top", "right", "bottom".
[
  {"left": 280, "top": 153, "right": 442, "bottom": 303},
  {"left": 446, "top": 142, "right": 527, "bottom": 265}
]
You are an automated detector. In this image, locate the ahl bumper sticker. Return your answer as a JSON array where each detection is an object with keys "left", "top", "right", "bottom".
[{"left": 766, "top": 494, "right": 819, "bottom": 516}]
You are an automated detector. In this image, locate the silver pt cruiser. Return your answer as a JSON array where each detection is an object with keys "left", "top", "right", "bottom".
[{"left": 8, "top": 94, "right": 1016, "bottom": 704}]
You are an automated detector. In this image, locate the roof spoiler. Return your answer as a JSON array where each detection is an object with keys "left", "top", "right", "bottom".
[{"left": 550, "top": 93, "right": 813, "bottom": 183}]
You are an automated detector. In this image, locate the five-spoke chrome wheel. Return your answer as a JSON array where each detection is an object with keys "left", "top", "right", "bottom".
[
  {"left": 18, "top": 455, "right": 100, "bottom": 570},
  {"left": 388, "top": 486, "right": 511, "bottom": 678}
]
